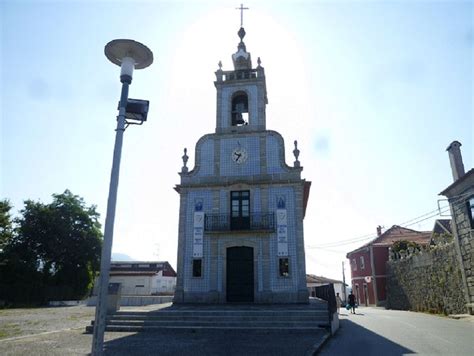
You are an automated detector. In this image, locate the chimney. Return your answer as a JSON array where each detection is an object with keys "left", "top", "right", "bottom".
[
  {"left": 446, "top": 141, "right": 465, "bottom": 182},
  {"left": 376, "top": 225, "right": 382, "bottom": 237}
]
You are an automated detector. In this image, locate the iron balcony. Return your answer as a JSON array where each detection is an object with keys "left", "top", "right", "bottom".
[{"left": 204, "top": 212, "right": 275, "bottom": 232}]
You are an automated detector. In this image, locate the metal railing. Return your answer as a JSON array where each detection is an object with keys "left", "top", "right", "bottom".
[{"left": 204, "top": 212, "right": 275, "bottom": 232}]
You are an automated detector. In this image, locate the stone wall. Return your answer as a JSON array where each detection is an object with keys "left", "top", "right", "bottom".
[
  {"left": 449, "top": 191, "right": 474, "bottom": 312},
  {"left": 386, "top": 242, "right": 466, "bottom": 315}
]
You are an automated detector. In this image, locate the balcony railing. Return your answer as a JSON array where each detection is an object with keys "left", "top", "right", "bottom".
[
  {"left": 221, "top": 69, "right": 263, "bottom": 82},
  {"left": 204, "top": 212, "right": 275, "bottom": 232}
]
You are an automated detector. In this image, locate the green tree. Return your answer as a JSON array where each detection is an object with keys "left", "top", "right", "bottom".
[
  {"left": 430, "top": 232, "right": 453, "bottom": 246},
  {"left": 0, "top": 199, "right": 13, "bottom": 249},
  {"left": 0, "top": 190, "right": 102, "bottom": 303}
]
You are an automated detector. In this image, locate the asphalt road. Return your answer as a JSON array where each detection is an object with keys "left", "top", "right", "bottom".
[{"left": 320, "top": 307, "right": 474, "bottom": 356}]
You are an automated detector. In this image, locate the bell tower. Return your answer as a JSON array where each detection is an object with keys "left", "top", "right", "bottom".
[
  {"left": 174, "top": 6, "right": 311, "bottom": 305},
  {"left": 214, "top": 26, "right": 268, "bottom": 134}
]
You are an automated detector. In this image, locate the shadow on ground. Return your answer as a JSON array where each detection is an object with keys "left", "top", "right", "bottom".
[
  {"left": 102, "top": 328, "right": 328, "bottom": 356},
  {"left": 320, "top": 318, "right": 414, "bottom": 355}
]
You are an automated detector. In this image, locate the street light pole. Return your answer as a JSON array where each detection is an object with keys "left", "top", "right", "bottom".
[{"left": 91, "top": 40, "right": 153, "bottom": 356}]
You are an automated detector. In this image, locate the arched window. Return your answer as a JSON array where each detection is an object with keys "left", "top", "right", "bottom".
[{"left": 231, "top": 92, "right": 249, "bottom": 126}]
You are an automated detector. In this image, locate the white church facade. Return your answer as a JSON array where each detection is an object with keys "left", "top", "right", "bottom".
[{"left": 173, "top": 25, "right": 311, "bottom": 304}]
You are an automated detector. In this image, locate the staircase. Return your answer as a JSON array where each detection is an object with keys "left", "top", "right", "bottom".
[{"left": 85, "top": 299, "right": 329, "bottom": 333}]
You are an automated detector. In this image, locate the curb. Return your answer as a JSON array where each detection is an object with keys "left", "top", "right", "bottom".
[
  {"left": 306, "top": 331, "right": 331, "bottom": 356},
  {"left": 447, "top": 314, "right": 474, "bottom": 321}
]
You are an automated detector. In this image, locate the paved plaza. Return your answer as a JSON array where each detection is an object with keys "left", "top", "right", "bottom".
[{"left": 0, "top": 305, "right": 328, "bottom": 356}]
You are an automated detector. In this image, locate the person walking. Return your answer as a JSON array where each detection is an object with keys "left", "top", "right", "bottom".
[
  {"left": 348, "top": 291, "right": 356, "bottom": 314},
  {"left": 336, "top": 292, "right": 343, "bottom": 314}
]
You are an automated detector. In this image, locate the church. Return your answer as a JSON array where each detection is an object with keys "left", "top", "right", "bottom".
[{"left": 173, "top": 22, "right": 311, "bottom": 304}]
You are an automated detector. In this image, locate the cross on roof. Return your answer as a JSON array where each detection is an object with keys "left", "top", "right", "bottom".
[{"left": 236, "top": 3, "right": 249, "bottom": 28}]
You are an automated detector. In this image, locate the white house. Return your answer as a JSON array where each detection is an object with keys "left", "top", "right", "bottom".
[
  {"left": 106, "top": 261, "right": 177, "bottom": 296},
  {"left": 307, "top": 274, "right": 348, "bottom": 302}
]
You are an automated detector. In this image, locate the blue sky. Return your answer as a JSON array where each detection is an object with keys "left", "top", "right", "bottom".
[{"left": 1, "top": 0, "right": 472, "bottom": 280}]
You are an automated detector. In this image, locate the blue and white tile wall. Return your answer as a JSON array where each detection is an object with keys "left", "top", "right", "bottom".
[
  {"left": 219, "top": 189, "right": 228, "bottom": 213},
  {"left": 197, "top": 139, "right": 214, "bottom": 176},
  {"left": 252, "top": 188, "right": 261, "bottom": 212},
  {"left": 266, "top": 135, "right": 285, "bottom": 174}
]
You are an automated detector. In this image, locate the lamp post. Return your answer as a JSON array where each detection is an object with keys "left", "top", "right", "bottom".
[{"left": 91, "top": 39, "right": 153, "bottom": 355}]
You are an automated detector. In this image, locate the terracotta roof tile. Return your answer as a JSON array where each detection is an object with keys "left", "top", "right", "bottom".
[{"left": 347, "top": 225, "right": 431, "bottom": 257}]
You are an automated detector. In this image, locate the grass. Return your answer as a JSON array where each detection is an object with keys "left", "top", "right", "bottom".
[
  {"left": 25, "top": 320, "right": 43, "bottom": 326},
  {"left": 0, "top": 323, "right": 22, "bottom": 339}
]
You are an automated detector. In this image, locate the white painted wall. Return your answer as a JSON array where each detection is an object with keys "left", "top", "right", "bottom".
[
  {"left": 110, "top": 276, "right": 152, "bottom": 295},
  {"left": 93, "top": 273, "right": 177, "bottom": 296},
  {"left": 152, "top": 272, "right": 177, "bottom": 294},
  {"left": 107, "top": 273, "right": 176, "bottom": 296}
]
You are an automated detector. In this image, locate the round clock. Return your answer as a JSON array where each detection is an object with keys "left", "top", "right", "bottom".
[{"left": 231, "top": 147, "right": 248, "bottom": 164}]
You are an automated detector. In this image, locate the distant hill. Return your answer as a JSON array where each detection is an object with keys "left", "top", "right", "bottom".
[{"left": 111, "top": 253, "right": 134, "bottom": 261}]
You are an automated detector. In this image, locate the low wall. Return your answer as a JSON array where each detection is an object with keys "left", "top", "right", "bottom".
[
  {"left": 386, "top": 242, "right": 466, "bottom": 315},
  {"left": 49, "top": 300, "right": 86, "bottom": 307},
  {"left": 87, "top": 295, "right": 174, "bottom": 307}
]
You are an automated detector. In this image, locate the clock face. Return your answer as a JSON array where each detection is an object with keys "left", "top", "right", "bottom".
[{"left": 231, "top": 147, "right": 248, "bottom": 164}]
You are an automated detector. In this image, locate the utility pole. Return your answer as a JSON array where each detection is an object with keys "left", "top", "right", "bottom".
[{"left": 342, "top": 261, "right": 347, "bottom": 302}]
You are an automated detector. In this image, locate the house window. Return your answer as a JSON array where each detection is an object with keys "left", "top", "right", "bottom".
[
  {"left": 231, "top": 191, "right": 250, "bottom": 230},
  {"left": 192, "top": 259, "right": 202, "bottom": 277},
  {"left": 467, "top": 197, "right": 474, "bottom": 229},
  {"left": 279, "top": 258, "right": 289, "bottom": 277},
  {"left": 352, "top": 258, "right": 357, "bottom": 271},
  {"left": 360, "top": 256, "right": 365, "bottom": 270},
  {"left": 135, "top": 285, "right": 145, "bottom": 288}
]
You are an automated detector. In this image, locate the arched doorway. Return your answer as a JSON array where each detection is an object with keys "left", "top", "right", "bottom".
[{"left": 226, "top": 246, "right": 254, "bottom": 302}]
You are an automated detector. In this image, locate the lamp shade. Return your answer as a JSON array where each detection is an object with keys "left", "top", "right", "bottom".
[{"left": 104, "top": 39, "right": 153, "bottom": 70}]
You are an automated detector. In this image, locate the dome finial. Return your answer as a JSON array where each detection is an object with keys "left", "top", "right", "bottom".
[
  {"left": 238, "top": 27, "right": 246, "bottom": 42},
  {"left": 231, "top": 4, "right": 252, "bottom": 70}
]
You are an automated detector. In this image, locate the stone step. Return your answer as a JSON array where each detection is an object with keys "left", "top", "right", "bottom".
[
  {"left": 87, "top": 313, "right": 330, "bottom": 333},
  {"left": 113, "top": 310, "right": 327, "bottom": 317},
  {"left": 107, "top": 314, "right": 326, "bottom": 322},
  {"left": 85, "top": 324, "right": 326, "bottom": 334},
  {"left": 104, "top": 320, "right": 326, "bottom": 327},
  {"left": 110, "top": 310, "right": 328, "bottom": 319},
  {"left": 86, "top": 302, "right": 331, "bottom": 333},
  {"left": 118, "top": 302, "right": 328, "bottom": 313}
]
